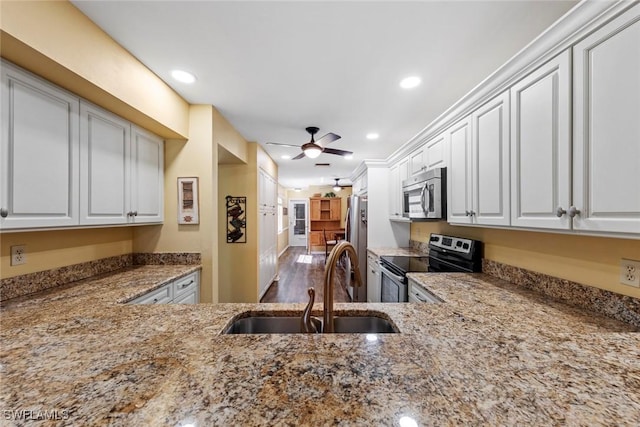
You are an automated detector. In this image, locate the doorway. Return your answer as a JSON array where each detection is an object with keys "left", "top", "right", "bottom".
[{"left": 288, "top": 199, "right": 308, "bottom": 247}]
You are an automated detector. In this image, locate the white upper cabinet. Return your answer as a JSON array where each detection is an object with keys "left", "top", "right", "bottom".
[
  {"left": 131, "top": 126, "right": 164, "bottom": 224},
  {"left": 424, "top": 132, "right": 447, "bottom": 170},
  {"left": 80, "top": 102, "right": 131, "bottom": 225},
  {"left": 572, "top": 6, "right": 640, "bottom": 234},
  {"left": 388, "top": 164, "right": 401, "bottom": 218},
  {"left": 448, "top": 91, "right": 510, "bottom": 226},
  {"left": 1, "top": 63, "right": 80, "bottom": 229},
  {"left": 1, "top": 61, "right": 164, "bottom": 230},
  {"left": 447, "top": 117, "right": 473, "bottom": 224},
  {"left": 472, "top": 90, "right": 510, "bottom": 226},
  {"left": 409, "top": 147, "right": 425, "bottom": 176},
  {"left": 510, "top": 50, "right": 571, "bottom": 230}
]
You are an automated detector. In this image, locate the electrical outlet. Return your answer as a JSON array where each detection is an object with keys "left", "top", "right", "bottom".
[
  {"left": 620, "top": 259, "right": 640, "bottom": 287},
  {"left": 10, "top": 245, "right": 26, "bottom": 266}
]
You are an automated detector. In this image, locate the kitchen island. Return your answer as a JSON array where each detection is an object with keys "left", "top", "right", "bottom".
[{"left": 1, "top": 267, "right": 639, "bottom": 425}]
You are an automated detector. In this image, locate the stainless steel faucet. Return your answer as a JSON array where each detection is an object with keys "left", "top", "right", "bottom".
[{"left": 301, "top": 241, "right": 363, "bottom": 333}]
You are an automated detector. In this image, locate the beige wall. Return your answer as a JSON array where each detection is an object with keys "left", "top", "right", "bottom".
[
  {"left": 411, "top": 222, "right": 640, "bottom": 299},
  {"left": 0, "top": 0, "right": 189, "bottom": 139},
  {"left": 218, "top": 143, "right": 277, "bottom": 302},
  {"left": 286, "top": 186, "right": 352, "bottom": 228},
  {"left": 0, "top": 228, "right": 133, "bottom": 278},
  {"left": 133, "top": 105, "right": 218, "bottom": 303},
  {"left": 213, "top": 109, "right": 248, "bottom": 164}
]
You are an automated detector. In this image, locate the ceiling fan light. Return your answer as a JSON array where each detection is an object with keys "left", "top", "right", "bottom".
[
  {"left": 303, "top": 146, "right": 322, "bottom": 158},
  {"left": 333, "top": 185, "right": 341, "bottom": 192}
]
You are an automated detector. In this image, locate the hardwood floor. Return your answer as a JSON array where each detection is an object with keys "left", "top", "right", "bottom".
[{"left": 261, "top": 246, "right": 352, "bottom": 303}]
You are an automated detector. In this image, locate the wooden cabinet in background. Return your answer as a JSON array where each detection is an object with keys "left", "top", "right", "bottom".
[
  {"left": 309, "top": 197, "right": 342, "bottom": 251},
  {"left": 329, "top": 198, "right": 341, "bottom": 221}
]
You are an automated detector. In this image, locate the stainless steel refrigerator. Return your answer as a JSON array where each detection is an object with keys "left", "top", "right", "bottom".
[{"left": 346, "top": 194, "right": 367, "bottom": 302}]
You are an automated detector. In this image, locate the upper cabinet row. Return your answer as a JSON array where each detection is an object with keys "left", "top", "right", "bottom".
[
  {"left": 390, "top": 5, "right": 640, "bottom": 235},
  {"left": 0, "top": 61, "right": 164, "bottom": 231}
]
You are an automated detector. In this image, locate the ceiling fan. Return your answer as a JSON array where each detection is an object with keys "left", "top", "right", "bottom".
[
  {"left": 332, "top": 178, "right": 344, "bottom": 192},
  {"left": 266, "top": 126, "right": 353, "bottom": 160}
]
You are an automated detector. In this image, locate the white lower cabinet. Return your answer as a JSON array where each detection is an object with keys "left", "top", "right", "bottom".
[
  {"left": 408, "top": 279, "right": 442, "bottom": 303},
  {"left": 129, "top": 271, "right": 200, "bottom": 305},
  {"left": 1, "top": 62, "right": 80, "bottom": 229},
  {"left": 366, "top": 253, "right": 381, "bottom": 303}
]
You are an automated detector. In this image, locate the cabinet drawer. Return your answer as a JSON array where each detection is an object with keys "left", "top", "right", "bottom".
[
  {"left": 408, "top": 280, "right": 442, "bottom": 303},
  {"left": 173, "top": 291, "right": 198, "bottom": 304},
  {"left": 173, "top": 272, "right": 199, "bottom": 299},
  {"left": 130, "top": 283, "right": 172, "bottom": 305}
]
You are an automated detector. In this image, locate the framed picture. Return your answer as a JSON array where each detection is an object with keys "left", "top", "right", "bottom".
[
  {"left": 226, "top": 196, "right": 247, "bottom": 243},
  {"left": 178, "top": 177, "right": 199, "bottom": 224}
]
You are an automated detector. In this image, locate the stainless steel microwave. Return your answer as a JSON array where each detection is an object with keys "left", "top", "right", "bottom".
[{"left": 402, "top": 168, "right": 446, "bottom": 220}]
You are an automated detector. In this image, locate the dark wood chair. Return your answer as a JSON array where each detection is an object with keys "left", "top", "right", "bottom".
[{"left": 323, "top": 229, "right": 338, "bottom": 263}]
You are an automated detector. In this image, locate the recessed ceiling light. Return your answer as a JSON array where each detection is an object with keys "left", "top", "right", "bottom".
[
  {"left": 171, "top": 69, "right": 196, "bottom": 84},
  {"left": 344, "top": 155, "right": 353, "bottom": 160},
  {"left": 366, "top": 133, "right": 379, "bottom": 140},
  {"left": 400, "top": 76, "right": 421, "bottom": 89},
  {"left": 281, "top": 154, "right": 291, "bottom": 159}
]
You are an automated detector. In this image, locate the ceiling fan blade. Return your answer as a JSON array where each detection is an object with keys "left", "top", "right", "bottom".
[
  {"left": 316, "top": 132, "right": 341, "bottom": 146},
  {"left": 323, "top": 147, "right": 353, "bottom": 156},
  {"left": 292, "top": 152, "right": 306, "bottom": 160},
  {"left": 266, "top": 142, "right": 301, "bottom": 148}
]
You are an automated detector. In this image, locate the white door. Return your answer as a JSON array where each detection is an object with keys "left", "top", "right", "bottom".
[
  {"left": 131, "top": 125, "right": 164, "bottom": 223},
  {"left": 288, "top": 199, "right": 308, "bottom": 246},
  {"left": 573, "top": 7, "right": 640, "bottom": 234},
  {"left": 80, "top": 101, "right": 131, "bottom": 225},
  {"left": 510, "top": 50, "right": 571, "bottom": 230},
  {"left": 1, "top": 62, "right": 80, "bottom": 229},
  {"left": 447, "top": 116, "right": 473, "bottom": 224},
  {"left": 472, "top": 90, "right": 510, "bottom": 226}
]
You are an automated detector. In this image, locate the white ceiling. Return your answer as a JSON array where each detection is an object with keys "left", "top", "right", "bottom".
[{"left": 71, "top": 0, "right": 578, "bottom": 189}]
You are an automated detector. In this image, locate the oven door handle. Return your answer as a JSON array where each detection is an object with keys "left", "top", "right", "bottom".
[{"left": 382, "top": 268, "right": 405, "bottom": 283}]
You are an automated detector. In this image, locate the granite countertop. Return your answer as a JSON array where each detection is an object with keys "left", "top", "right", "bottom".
[
  {"left": 1, "top": 268, "right": 639, "bottom": 425},
  {"left": 367, "top": 247, "right": 426, "bottom": 257}
]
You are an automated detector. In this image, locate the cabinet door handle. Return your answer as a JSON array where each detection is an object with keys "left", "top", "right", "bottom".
[
  {"left": 133, "top": 211, "right": 138, "bottom": 217},
  {"left": 568, "top": 206, "right": 580, "bottom": 218},
  {"left": 127, "top": 211, "right": 133, "bottom": 217},
  {"left": 414, "top": 293, "right": 427, "bottom": 302},
  {"left": 0, "top": 208, "right": 7, "bottom": 218},
  {"left": 152, "top": 298, "right": 159, "bottom": 303},
  {"left": 179, "top": 280, "right": 194, "bottom": 289},
  {"left": 556, "top": 207, "right": 566, "bottom": 218}
]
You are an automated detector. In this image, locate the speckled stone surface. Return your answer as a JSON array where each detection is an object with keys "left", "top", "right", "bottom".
[
  {"left": 409, "top": 239, "right": 430, "bottom": 253},
  {"left": 367, "top": 247, "right": 426, "bottom": 257},
  {"left": 133, "top": 252, "right": 201, "bottom": 266},
  {"left": 483, "top": 258, "right": 640, "bottom": 327},
  {"left": 0, "top": 254, "right": 132, "bottom": 302},
  {"left": 1, "top": 268, "right": 639, "bottom": 425},
  {"left": 1, "top": 253, "right": 202, "bottom": 302}
]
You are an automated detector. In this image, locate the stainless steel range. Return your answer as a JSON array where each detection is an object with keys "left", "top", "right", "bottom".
[{"left": 378, "top": 233, "right": 482, "bottom": 302}]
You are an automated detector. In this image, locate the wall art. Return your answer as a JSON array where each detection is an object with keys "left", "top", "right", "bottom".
[
  {"left": 178, "top": 177, "right": 199, "bottom": 224},
  {"left": 226, "top": 196, "right": 246, "bottom": 243}
]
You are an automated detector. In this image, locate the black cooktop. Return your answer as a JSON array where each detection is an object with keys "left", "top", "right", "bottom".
[{"left": 379, "top": 256, "right": 430, "bottom": 275}]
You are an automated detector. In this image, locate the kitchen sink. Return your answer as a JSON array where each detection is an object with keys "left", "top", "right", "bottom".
[{"left": 223, "top": 314, "right": 398, "bottom": 334}]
